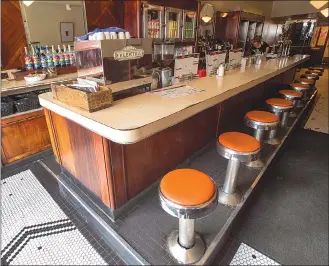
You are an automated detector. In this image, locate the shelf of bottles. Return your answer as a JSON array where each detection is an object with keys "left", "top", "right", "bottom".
[
  {"left": 182, "top": 10, "right": 196, "bottom": 40},
  {"left": 142, "top": 4, "right": 164, "bottom": 39},
  {"left": 24, "top": 44, "right": 76, "bottom": 71},
  {"left": 165, "top": 7, "right": 182, "bottom": 40}
]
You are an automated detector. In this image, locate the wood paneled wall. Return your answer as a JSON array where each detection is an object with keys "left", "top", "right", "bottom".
[
  {"left": 1, "top": 1, "right": 27, "bottom": 70},
  {"left": 85, "top": 1, "right": 125, "bottom": 32}
]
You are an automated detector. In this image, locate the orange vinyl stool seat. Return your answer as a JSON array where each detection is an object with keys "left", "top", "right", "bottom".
[
  {"left": 266, "top": 98, "right": 293, "bottom": 129},
  {"left": 279, "top": 90, "right": 302, "bottom": 98},
  {"left": 266, "top": 98, "right": 293, "bottom": 108},
  {"left": 309, "top": 66, "right": 324, "bottom": 72},
  {"left": 297, "top": 78, "right": 314, "bottom": 86},
  {"left": 301, "top": 73, "right": 319, "bottom": 80},
  {"left": 217, "top": 132, "right": 260, "bottom": 206},
  {"left": 160, "top": 169, "right": 216, "bottom": 207},
  {"left": 306, "top": 70, "right": 322, "bottom": 76},
  {"left": 218, "top": 132, "right": 260, "bottom": 153},
  {"left": 244, "top": 111, "right": 279, "bottom": 168},
  {"left": 159, "top": 169, "right": 218, "bottom": 264},
  {"left": 245, "top": 110, "right": 279, "bottom": 124}
]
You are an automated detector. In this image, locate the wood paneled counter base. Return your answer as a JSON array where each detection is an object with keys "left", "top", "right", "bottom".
[{"left": 42, "top": 55, "right": 308, "bottom": 217}]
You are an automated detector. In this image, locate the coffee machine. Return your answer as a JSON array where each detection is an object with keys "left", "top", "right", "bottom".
[{"left": 151, "top": 41, "right": 175, "bottom": 89}]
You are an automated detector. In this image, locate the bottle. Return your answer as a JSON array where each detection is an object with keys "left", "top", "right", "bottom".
[
  {"left": 45, "top": 45, "right": 53, "bottom": 67},
  {"left": 57, "top": 44, "right": 65, "bottom": 67},
  {"left": 63, "top": 44, "right": 70, "bottom": 66},
  {"left": 52, "top": 45, "right": 59, "bottom": 67},
  {"left": 68, "top": 45, "right": 75, "bottom": 65},
  {"left": 31, "top": 45, "right": 41, "bottom": 70},
  {"left": 24, "top": 46, "right": 33, "bottom": 70},
  {"left": 39, "top": 46, "right": 48, "bottom": 69}
]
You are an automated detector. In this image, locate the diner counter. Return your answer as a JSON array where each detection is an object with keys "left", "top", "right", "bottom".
[
  {"left": 1, "top": 72, "right": 78, "bottom": 96},
  {"left": 39, "top": 55, "right": 309, "bottom": 144}
]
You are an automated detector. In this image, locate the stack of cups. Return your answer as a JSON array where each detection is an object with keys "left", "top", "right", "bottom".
[{"left": 88, "top": 28, "right": 131, "bottom": 40}]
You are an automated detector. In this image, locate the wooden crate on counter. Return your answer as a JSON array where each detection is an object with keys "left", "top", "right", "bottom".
[{"left": 51, "top": 84, "right": 113, "bottom": 113}]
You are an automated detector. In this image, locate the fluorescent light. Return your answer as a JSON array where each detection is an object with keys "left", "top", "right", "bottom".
[
  {"left": 23, "top": 1, "right": 34, "bottom": 7},
  {"left": 202, "top": 16, "right": 212, "bottom": 23},
  {"left": 321, "top": 7, "right": 329, "bottom": 16},
  {"left": 310, "top": 1, "right": 328, "bottom": 9},
  {"left": 66, "top": 4, "right": 71, "bottom": 11}
]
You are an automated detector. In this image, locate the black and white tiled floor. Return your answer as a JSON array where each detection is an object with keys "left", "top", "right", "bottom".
[{"left": 1, "top": 166, "right": 125, "bottom": 265}]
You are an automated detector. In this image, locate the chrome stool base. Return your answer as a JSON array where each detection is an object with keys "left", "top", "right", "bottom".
[
  {"left": 168, "top": 231, "right": 205, "bottom": 264},
  {"left": 218, "top": 188, "right": 242, "bottom": 206},
  {"left": 264, "top": 137, "right": 281, "bottom": 145},
  {"left": 246, "top": 158, "right": 265, "bottom": 168}
]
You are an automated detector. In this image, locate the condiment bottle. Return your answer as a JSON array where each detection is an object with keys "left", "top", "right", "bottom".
[{"left": 24, "top": 46, "right": 33, "bottom": 70}]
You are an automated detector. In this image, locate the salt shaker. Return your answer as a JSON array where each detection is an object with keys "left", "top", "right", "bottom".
[{"left": 217, "top": 63, "right": 225, "bottom": 77}]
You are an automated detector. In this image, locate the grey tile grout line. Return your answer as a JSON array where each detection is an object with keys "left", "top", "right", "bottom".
[
  {"left": 37, "top": 160, "right": 150, "bottom": 266},
  {"left": 197, "top": 91, "right": 317, "bottom": 265}
]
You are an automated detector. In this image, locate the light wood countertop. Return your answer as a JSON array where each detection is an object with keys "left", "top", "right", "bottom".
[{"left": 39, "top": 55, "right": 309, "bottom": 144}]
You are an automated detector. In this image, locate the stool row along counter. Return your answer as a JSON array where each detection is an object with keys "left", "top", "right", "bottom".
[{"left": 157, "top": 67, "right": 324, "bottom": 264}]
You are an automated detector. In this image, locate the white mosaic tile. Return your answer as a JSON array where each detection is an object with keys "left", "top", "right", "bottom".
[
  {"left": 230, "top": 243, "right": 280, "bottom": 265},
  {"left": 1, "top": 170, "right": 107, "bottom": 265}
]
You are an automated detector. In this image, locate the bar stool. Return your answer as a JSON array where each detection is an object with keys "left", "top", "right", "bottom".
[
  {"left": 217, "top": 132, "right": 260, "bottom": 205},
  {"left": 266, "top": 98, "right": 293, "bottom": 128},
  {"left": 296, "top": 78, "right": 315, "bottom": 87},
  {"left": 279, "top": 90, "right": 303, "bottom": 117},
  {"left": 309, "top": 66, "right": 324, "bottom": 73},
  {"left": 300, "top": 73, "right": 319, "bottom": 81},
  {"left": 159, "top": 169, "right": 218, "bottom": 264},
  {"left": 306, "top": 70, "right": 323, "bottom": 76},
  {"left": 290, "top": 82, "right": 313, "bottom": 105},
  {"left": 244, "top": 111, "right": 279, "bottom": 167}
]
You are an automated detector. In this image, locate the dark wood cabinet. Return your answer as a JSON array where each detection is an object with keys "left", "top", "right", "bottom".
[
  {"left": 215, "top": 11, "right": 265, "bottom": 49},
  {"left": 1, "top": 110, "right": 51, "bottom": 165}
]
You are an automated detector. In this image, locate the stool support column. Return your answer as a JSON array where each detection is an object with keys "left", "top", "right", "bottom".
[
  {"left": 254, "top": 129, "right": 264, "bottom": 143},
  {"left": 223, "top": 158, "right": 240, "bottom": 194},
  {"left": 281, "top": 112, "right": 289, "bottom": 127},
  {"left": 266, "top": 111, "right": 281, "bottom": 145},
  {"left": 179, "top": 219, "right": 195, "bottom": 249}
]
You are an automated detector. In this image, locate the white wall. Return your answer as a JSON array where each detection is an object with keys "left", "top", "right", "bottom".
[
  {"left": 271, "top": 1, "right": 320, "bottom": 18},
  {"left": 22, "top": 1, "right": 86, "bottom": 47}
]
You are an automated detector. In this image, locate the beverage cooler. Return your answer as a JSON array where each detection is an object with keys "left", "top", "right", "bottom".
[
  {"left": 142, "top": 4, "right": 164, "bottom": 40},
  {"left": 164, "top": 7, "right": 182, "bottom": 41},
  {"left": 182, "top": 10, "right": 196, "bottom": 41}
]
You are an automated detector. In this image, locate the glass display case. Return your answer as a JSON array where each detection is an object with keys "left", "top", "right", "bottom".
[
  {"left": 164, "top": 7, "right": 182, "bottom": 41},
  {"left": 142, "top": 4, "right": 164, "bottom": 40},
  {"left": 182, "top": 10, "right": 196, "bottom": 41}
]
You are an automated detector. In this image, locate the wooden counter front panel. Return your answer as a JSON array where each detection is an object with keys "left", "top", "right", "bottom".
[
  {"left": 45, "top": 110, "right": 112, "bottom": 208},
  {"left": 1, "top": 110, "right": 51, "bottom": 164},
  {"left": 115, "top": 107, "right": 220, "bottom": 206}
]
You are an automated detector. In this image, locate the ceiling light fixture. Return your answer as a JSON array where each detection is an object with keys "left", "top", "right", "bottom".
[
  {"left": 201, "top": 16, "right": 212, "bottom": 23},
  {"left": 310, "top": 0, "right": 328, "bottom": 9},
  {"left": 321, "top": 7, "right": 329, "bottom": 17},
  {"left": 23, "top": 1, "right": 34, "bottom": 7},
  {"left": 66, "top": 4, "right": 71, "bottom": 11}
]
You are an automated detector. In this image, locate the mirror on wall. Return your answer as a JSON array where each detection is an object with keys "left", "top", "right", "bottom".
[
  {"left": 20, "top": 0, "right": 87, "bottom": 47},
  {"left": 198, "top": 3, "right": 215, "bottom": 37}
]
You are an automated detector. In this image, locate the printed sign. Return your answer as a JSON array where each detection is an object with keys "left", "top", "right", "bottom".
[{"left": 113, "top": 46, "right": 144, "bottom": 61}]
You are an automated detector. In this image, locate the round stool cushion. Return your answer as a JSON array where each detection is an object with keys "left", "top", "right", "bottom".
[
  {"left": 266, "top": 98, "right": 293, "bottom": 107},
  {"left": 279, "top": 90, "right": 302, "bottom": 98},
  {"left": 290, "top": 83, "right": 311, "bottom": 90},
  {"left": 297, "top": 78, "right": 313, "bottom": 85},
  {"left": 245, "top": 110, "right": 279, "bottom": 123},
  {"left": 218, "top": 132, "right": 260, "bottom": 153},
  {"left": 160, "top": 169, "right": 216, "bottom": 207},
  {"left": 306, "top": 70, "right": 322, "bottom": 75},
  {"left": 309, "top": 67, "right": 324, "bottom": 72},
  {"left": 301, "top": 74, "right": 318, "bottom": 80}
]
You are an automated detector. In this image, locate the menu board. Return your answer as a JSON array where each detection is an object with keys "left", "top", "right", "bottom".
[{"left": 205, "top": 52, "right": 226, "bottom": 76}]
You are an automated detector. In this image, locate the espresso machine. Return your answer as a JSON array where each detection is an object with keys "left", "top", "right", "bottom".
[{"left": 151, "top": 41, "right": 175, "bottom": 89}]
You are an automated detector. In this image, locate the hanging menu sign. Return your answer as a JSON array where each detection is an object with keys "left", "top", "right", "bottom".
[{"left": 113, "top": 46, "right": 144, "bottom": 61}]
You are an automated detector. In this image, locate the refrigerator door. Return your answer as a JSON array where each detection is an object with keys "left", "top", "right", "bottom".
[
  {"left": 164, "top": 7, "right": 182, "bottom": 41},
  {"left": 142, "top": 4, "right": 164, "bottom": 40},
  {"left": 182, "top": 10, "right": 196, "bottom": 41}
]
